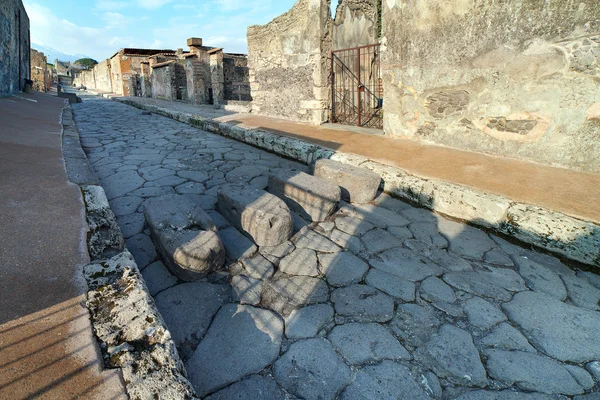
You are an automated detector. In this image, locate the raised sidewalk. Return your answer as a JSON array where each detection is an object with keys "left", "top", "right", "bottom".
[
  {"left": 110, "top": 95, "right": 600, "bottom": 268},
  {"left": 0, "top": 91, "right": 126, "bottom": 399}
]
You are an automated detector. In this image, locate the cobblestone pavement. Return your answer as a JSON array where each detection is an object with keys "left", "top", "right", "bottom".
[{"left": 73, "top": 97, "right": 600, "bottom": 399}]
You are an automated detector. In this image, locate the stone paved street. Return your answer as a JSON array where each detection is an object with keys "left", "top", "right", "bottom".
[{"left": 74, "top": 97, "right": 600, "bottom": 399}]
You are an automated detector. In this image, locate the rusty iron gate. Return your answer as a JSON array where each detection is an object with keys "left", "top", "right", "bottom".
[{"left": 331, "top": 44, "right": 383, "bottom": 129}]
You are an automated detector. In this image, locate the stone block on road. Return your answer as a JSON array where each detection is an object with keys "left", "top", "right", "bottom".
[
  {"left": 268, "top": 170, "right": 340, "bottom": 222},
  {"left": 314, "top": 159, "right": 381, "bottom": 204},
  {"left": 217, "top": 185, "right": 293, "bottom": 246},
  {"left": 144, "top": 194, "right": 226, "bottom": 281}
]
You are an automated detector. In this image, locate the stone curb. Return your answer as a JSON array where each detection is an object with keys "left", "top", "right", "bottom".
[
  {"left": 113, "top": 98, "right": 600, "bottom": 268},
  {"left": 61, "top": 105, "right": 198, "bottom": 399}
]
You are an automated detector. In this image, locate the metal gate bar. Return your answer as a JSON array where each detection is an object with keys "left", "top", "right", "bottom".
[{"left": 331, "top": 44, "right": 383, "bottom": 130}]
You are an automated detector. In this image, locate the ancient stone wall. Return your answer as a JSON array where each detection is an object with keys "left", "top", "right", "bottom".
[
  {"left": 110, "top": 56, "right": 123, "bottom": 95},
  {"left": 381, "top": 0, "right": 600, "bottom": 173},
  {"left": 30, "top": 48, "right": 49, "bottom": 92},
  {"left": 247, "top": 0, "right": 333, "bottom": 124},
  {"left": 0, "top": 0, "right": 30, "bottom": 95},
  {"left": 223, "top": 54, "right": 251, "bottom": 102},
  {"left": 93, "top": 60, "right": 113, "bottom": 93},
  {"left": 332, "top": 0, "right": 378, "bottom": 50},
  {"left": 151, "top": 62, "right": 176, "bottom": 101}
]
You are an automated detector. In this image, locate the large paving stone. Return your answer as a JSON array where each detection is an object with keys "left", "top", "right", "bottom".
[
  {"left": 285, "top": 304, "right": 334, "bottom": 339},
  {"left": 389, "top": 303, "right": 442, "bottom": 347},
  {"left": 103, "top": 170, "right": 145, "bottom": 199},
  {"left": 141, "top": 260, "right": 177, "bottom": 296},
  {"left": 331, "top": 284, "right": 395, "bottom": 322},
  {"left": 240, "top": 253, "right": 275, "bottom": 280},
  {"left": 341, "top": 361, "right": 431, "bottom": 400},
  {"left": 117, "top": 212, "right": 145, "bottom": 238},
  {"left": 561, "top": 273, "right": 600, "bottom": 311},
  {"left": 416, "top": 324, "right": 487, "bottom": 387},
  {"left": 502, "top": 291, "right": 600, "bottom": 362},
  {"left": 438, "top": 219, "right": 496, "bottom": 260},
  {"left": 268, "top": 170, "right": 340, "bottom": 222},
  {"left": 318, "top": 252, "right": 369, "bottom": 287},
  {"left": 464, "top": 297, "right": 507, "bottom": 330},
  {"left": 273, "top": 338, "right": 351, "bottom": 400},
  {"left": 231, "top": 275, "right": 263, "bottom": 305},
  {"left": 217, "top": 185, "right": 293, "bottom": 246},
  {"left": 154, "top": 283, "right": 229, "bottom": 355},
  {"left": 361, "top": 228, "right": 404, "bottom": 254},
  {"left": 219, "top": 226, "right": 257, "bottom": 261},
  {"left": 370, "top": 247, "right": 443, "bottom": 282},
  {"left": 186, "top": 304, "right": 283, "bottom": 397},
  {"left": 443, "top": 268, "right": 527, "bottom": 302},
  {"left": 279, "top": 248, "right": 319, "bottom": 277},
  {"left": 261, "top": 272, "right": 329, "bottom": 316},
  {"left": 409, "top": 222, "right": 448, "bottom": 248},
  {"left": 110, "top": 195, "right": 143, "bottom": 216},
  {"left": 125, "top": 233, "right": 156, "bottom": 269},
  {"left": 334, "top": 216, "right": 375, "bottom": 237},
  {"left": 144, "top": 194, "right": 226, "bottom": 281},
  {"left": 454, "top": 390, "right": 554, "bottom": 400},
  {"left": 365, "top": 269, "right": 416, "bottom": 302},
  {"left": 352, "top": 203, "right": 410, "bottom": 228},
  {"left": 513, "top": 256, "right": 567, "bottom": 300},
  {"left": 329, "top": 323, "right": 410, "bottom": 364},
  {"left": 294, "top": 229, "right": 341, "bottom": 253},
  {"left": 486, "top": 350, "right": 586, "bottom": 395},
  {"left": 420, "top": 276, "right": 456, "bottom": 303},
  {"left": 205, "top": 375, "right": 286, "bottom": 400},
  {"left": 313, "top": 159, "right": 381, "bottom": 204},
  {"left": 477, "top": 323, "right": 536, "bottom": 353}
]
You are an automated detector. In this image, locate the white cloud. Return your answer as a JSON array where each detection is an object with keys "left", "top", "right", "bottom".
[{"left": 94, "top": 0, "right": 129, "bottom": 11}]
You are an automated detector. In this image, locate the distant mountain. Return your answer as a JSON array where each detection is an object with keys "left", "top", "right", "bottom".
[{"left": 31, "top": 43, "right": 91, "bottom": 64}]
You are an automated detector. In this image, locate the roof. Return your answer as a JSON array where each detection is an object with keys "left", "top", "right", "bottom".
[{"left": 111, "top": 48, "right": 176, "bottom": 58}]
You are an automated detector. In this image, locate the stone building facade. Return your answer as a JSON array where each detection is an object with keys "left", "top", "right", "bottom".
[
  {"left": 247, "top": 0, "right": 379, "bottom": 125},
  {"left": 30, "top": 48, "right": 50, "bottom": 92},
  {"left": 381, "top": 0, "right": 600, "bottom": 173},
  {"left": 0, "top": 0, "right": 30, "bottom": 95}
]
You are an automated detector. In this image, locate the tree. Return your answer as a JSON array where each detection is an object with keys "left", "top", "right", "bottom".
[{"left": 74, "top": 58, "right": 98, "bottom": 70}]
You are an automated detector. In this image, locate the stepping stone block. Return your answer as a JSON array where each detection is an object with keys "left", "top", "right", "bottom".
[
  {"left": 268, "top": 171, "right": 340, "bottom": 222},
  {"left": 313, "top": 159, "right": 381, "bottom": 204},
  {"left": 144, "top": 194, "right": 226, "bottom": 281},
  {"left": 217, "top": 185, "right": 293, "bottom": 247}
]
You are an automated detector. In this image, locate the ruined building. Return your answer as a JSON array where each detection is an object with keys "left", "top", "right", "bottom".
[
  {"left": 74, "top": 38, "right": 251, "bottom": 106},
  {"left": 0, "top": 0, "right": 30, "bottom": 95},
  {"left": 247, "top": 0, "right": 600, "bottom": 174},
  {"left": 30, "top": 49, "right": 51, "bottom": 92}
]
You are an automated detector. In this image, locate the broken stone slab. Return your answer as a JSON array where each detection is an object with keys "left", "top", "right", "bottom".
[
  {"left": 144, "top": 194, "right": 226, "bottom": 281},
  {"left": 341, "top": 361, "right": 431, "bottom": 400},
  {"left": 279, "top": 248, "right": 319, "bottom": 277},
  {"left": 261, "top": 272, "right": 329, "bottom": 317},
  {"left": 186, "top": 304, "right": 283, "bottom": 397},
  {"left": 318, "top": 252, "right": 369, "bottom": 287},
  {"left": 328, "top": 323, "right": 411, "bottom": 365},
  {"left": 217, "top": 185, "right": 293, "bottom": 246},
  {"left": 313, "top": 158, "right": 381, "bottom": 204},
  {"left": 268, "top": 170, "right": 341, "bottom": 222},
  {"left": 231, "top": 275, "right": 263, "bottom": 305},
  {"left": 284, "top": 304, "right": 335, "bottom": 339},
  {"left": 502, "top": 291, "right": 600, "bottom": 363},
  {"left": 273, "top": 338, "right": 351, "bottom": 400},
  {"left": 485, "top": 350, "right": 587, "bottom": 395},
  {"left": 154, "top": 283, "right": 230, "bottom": 359},
  {"left": 219, "top": 226, "right": 257, "bottom": 261},
  {"left": 416, "top": 324, "right": 488, "bottom": 388},
  {"left": 331, "top": 284, "right": 395, "bottom": 323}
]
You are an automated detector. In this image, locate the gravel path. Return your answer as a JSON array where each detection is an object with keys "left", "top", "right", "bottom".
[{"left": 74, "top": 97, "right": 600, "bottom": 399}]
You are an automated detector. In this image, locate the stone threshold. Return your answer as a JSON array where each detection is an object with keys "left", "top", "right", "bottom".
[
  {"left": 61, "top": 104, "right": 198, "bottom": 399},
  {"left": 114, "top": 97, "right": 600, "bottom": 269}
]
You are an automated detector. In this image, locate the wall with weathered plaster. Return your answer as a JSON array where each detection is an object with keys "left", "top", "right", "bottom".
[
  {"left": 332, "top": 0, "right": 378, "bottom": 50},
  {"left": 151, "top": 62, "right": 176, "bottom": 100},
  {"left": 93, "top": 60, "right": 113, "bottom": 93},
  {"left": 0, "top": 0, "right": 30, "bottom": 95},
  {"left": 247, "top": 0, "right": 332, "bottom": 124},
  {"left": 223, "top": 54, "right": 251, "bottom": 101},
  {"left": 30, "top": 48, "right": 49, "bottom": 92},
  {"left": 382, "top": 0, "right": 600, "bottom": 173}
]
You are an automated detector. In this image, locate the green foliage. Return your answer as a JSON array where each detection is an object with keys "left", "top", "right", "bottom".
[{"left": 75, "top": 58, "right": 98, "bottom": 70}]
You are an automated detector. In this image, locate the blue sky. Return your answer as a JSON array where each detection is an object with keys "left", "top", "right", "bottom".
[{"left": 23, "top": 0, "right": 337, "bottom": 61}]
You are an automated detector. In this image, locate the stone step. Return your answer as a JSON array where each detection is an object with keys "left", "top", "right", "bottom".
[
  {"left": 313, "top": 159, "right": 382, "bottom": 204},
  {"left": 144, "top": 194, "right": 226, "bottom": 281},
  {"left": 217, "top": 185, "right": 293, "bottom": 247},
  {"left": 268, "top": 170, "right": 341, "bottom": 222}
]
